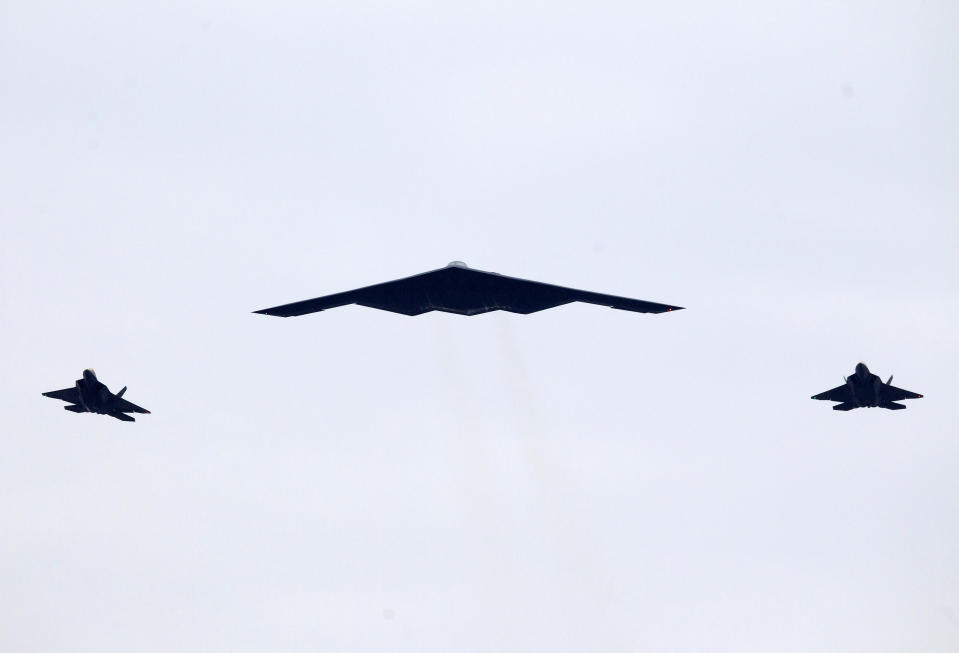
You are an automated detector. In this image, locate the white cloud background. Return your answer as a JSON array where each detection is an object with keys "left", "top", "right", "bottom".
[{"left": 1, "top": 0, "right": 958, "bottom": 650}]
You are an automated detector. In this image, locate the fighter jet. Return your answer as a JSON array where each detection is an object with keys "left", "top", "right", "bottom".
[
  {"left": 811, "top": 363, "right": 922, "bottom": 411},
  {"left": 42, "top": 369, "right": 151, "bottom": 421},
  {"left": 254, "top": 261, "right": 683, "bottom": 317}
]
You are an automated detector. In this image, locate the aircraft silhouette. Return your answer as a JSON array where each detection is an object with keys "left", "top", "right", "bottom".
[
  {"left": 255, "top": 261, "right": 683, "bottom": 317},
  {"left": 43, "top": 369, "right": 151, "bottom": 422},
  {"left": 811, "top": 363, "right": 922, "bottom": 411}
]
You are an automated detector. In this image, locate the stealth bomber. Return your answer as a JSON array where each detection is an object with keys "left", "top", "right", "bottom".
[
  {"left": 43, "top": 369, "right": 151, "bottom": 421},
  {"left": 811, "top": 363, "right": 922, "bottom": 411},
  {"left": 254, "top": 261, "right": 683, "bottom": 317}
]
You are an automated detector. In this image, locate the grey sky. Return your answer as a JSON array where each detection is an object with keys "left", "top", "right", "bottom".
[{"left": 2, "top": 0, "right": 958, "bottom": 651}]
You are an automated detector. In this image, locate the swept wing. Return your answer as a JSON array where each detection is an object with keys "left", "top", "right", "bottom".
[
  {"left": 42, "top": 387, "right": 81, "bottom": 404},
  {"left": 882, "top": 385, "right": 922, "bottom": 402},
  {"left": 111, "top": 396, "right": 150, "bottom": 414},
  {"left": 811, "top": 384, "right": 853, "bottom": 403},
  {"left": 255, "top": 264, "right": 682, "bottom": 317}
]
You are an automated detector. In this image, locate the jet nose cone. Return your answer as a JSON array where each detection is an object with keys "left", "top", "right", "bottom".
[{"left": 856, "top": 362, "right": 868, "bottom": 376}]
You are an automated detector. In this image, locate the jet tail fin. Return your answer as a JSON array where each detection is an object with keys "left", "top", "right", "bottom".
[
  {"left": 64, "top": 405, "right": 85, "bottom": 413},
  {"left": 107, "top": 411, "right": 136, "bottom": 422},
  {"left": 832, "top": 403, "right": 856, "bottom": 411},
  {"left": 881, "top": 402, "right": 907, "bottom": 410},
  {"left": 117, "top": 386, "right": 127, "bottom": 398}
]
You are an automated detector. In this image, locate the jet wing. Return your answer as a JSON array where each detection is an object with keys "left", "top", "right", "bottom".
[
  {"left": 811, "top": 384, "right": 854, "bottom": 403},
  {"left": 43, "top": 387, "right": 81, "bottom": 404},
  {"left": 254, "top": 265, "right": 683, "bottom": 317},
  {"left": 111, "top": 396, "right": 150, "bottom": 414},
  {"left": 882, "top": 385, "right": 923, "bottom": 402}
]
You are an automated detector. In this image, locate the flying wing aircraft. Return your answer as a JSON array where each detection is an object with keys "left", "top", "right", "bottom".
[
  {"left": 254, "top": 261, "right": 683, "bottom": 317},
  {"left": 42, "top": 369, "right": 151, "bottom": 421},
  {"left": 811, "top": 363, "right": 922, "bottom": 411}
]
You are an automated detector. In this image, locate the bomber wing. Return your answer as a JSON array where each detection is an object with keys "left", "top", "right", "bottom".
[
  {"left": 42, "top": 387, "right": 81, "bottom": 405},
  {"left": 254, "top": 263, "right": 683, "bottom": 317}
]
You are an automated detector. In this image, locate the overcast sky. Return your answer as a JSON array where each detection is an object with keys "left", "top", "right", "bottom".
[{"left": 2, "top": 0, "right": 958, "bottom": 651}]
